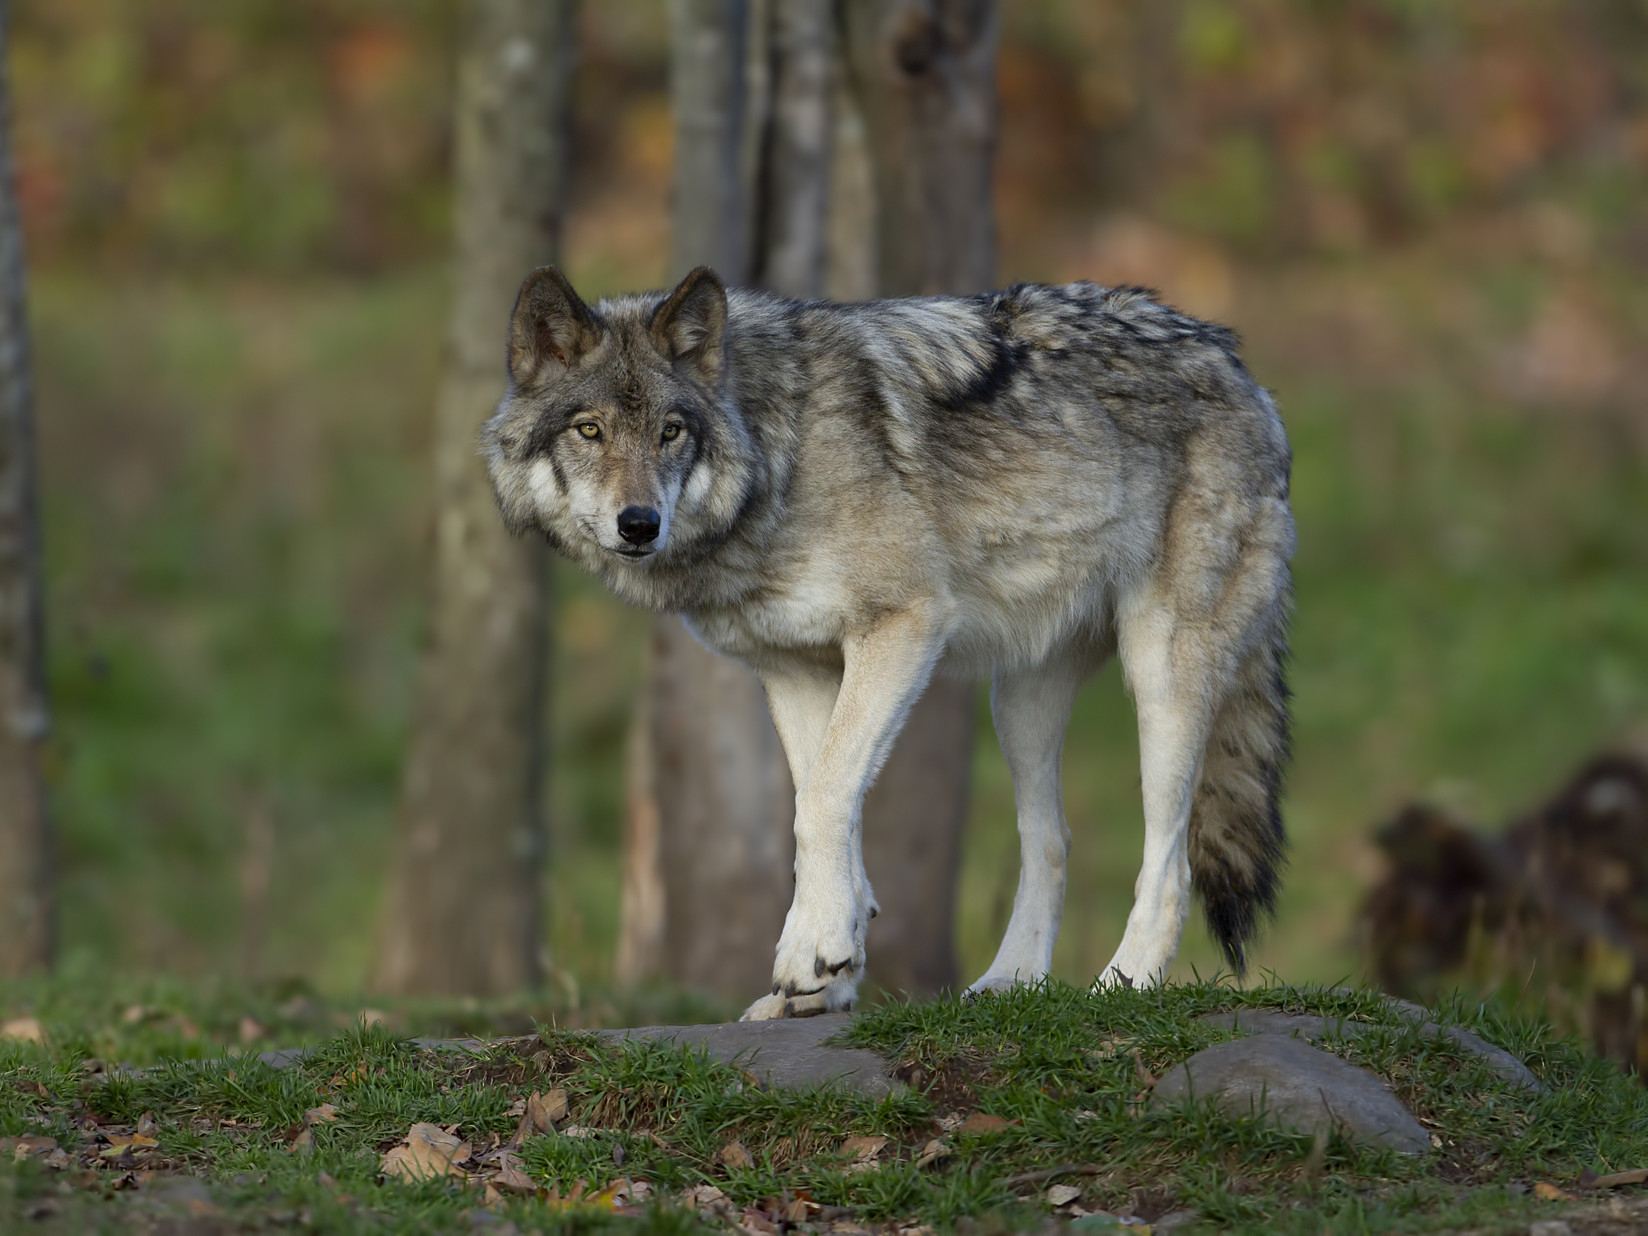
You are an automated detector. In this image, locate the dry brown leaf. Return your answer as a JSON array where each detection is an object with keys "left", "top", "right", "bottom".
[
  {"left": 783, "top": 1193, "right": 818, "bottom": 1222},
  {"left": 719, "top": 1140, "right": 754, "bottom": 1170},
  {"left": 841, "top": 1135, "right": 887, "bottom": 1162},
  {"left": 915, "top": 1139, "right": 952, "bottom": 1169},
  {"left": 1131, "top": 1048, "right": 1157, "bottom": 1088},
  {"left": 958, "top": 1113, "right": 1017, "bottom": 1135},
  {"left": 1533, "top": 1181, "right": 1573, "bottom": 1201},
  {"left": 5, "top": 1135, "right": 58, "bottom": 1161},
  {"left": 135, "top": 1112, "right": 159, "bottom": 1138},
  {"left": 1046, "top": 1184, "right": 1083, "bottom": 1207},
  {"left": 738, "top": 1207, "right": 779, "bottom": 1235},
  {"left": 491, "top": 1150, "right": 536, "bottom": 1193},
  {"left": 1591, "top": 1168, "right": 1648, "bottom": 1188},
  {"left": 0, "top": 1017, "right": 43, "bottom": 1043},
  {"left": 304, "top": 1104, "right": 338, "bottom": 1126},
  {"left": 504, "top": 1097, "right": 527, "bottom": 1118},
  {"left": 287, "top": 1127, "right": 313, "bottom": 1154},
  {"left": 380, "top": 1122, "right": 471, "bottom": 1182},
  {"left": 481, "top": 1182, "right": 505, "bottom": 1209},
  {"left": 541, "top": 1088, "right": 569, "bottom": 1123}
]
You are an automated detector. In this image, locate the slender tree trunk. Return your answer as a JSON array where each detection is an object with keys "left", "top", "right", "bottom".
[
  {"left": 0, "top": 2, "right": 52, "bottom": 977},
  {"left": 844, "top": 0, "right": 999, "bottom": 997},
  {"left": 371, "top": 0, "right": 575, "bottom": 996},
  {"left": 621, "top": 0, "right": 996, "bottom": 1004},
  {"left": 618, "top": 0, "right": 789, "bottom": 998}
]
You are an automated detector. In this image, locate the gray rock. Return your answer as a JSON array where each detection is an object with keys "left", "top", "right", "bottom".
[
  {"left": 260, "top": 1015, "right": 897, "bottom": 1097},
  {"left": 597, "top": 1013, "right": 897, "bottom": 1097},
  {"left": 1200, "top": 1004, "right": 1540, "bottom": 1092},
  {"left": 1152, "top": 1034, "right": 1432, "bottom": 1154}
]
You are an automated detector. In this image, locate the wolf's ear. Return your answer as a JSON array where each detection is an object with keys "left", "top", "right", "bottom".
[
  {"left": 508, "top": 266, "right": 601, "bottom": 384},
  {"left": 650, "top": 266, "right": 728, "bottom": 387}
]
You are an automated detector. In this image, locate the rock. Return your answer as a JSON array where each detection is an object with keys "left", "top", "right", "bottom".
[
  {"left": 598, "top": 1014, "right": 898, "bottom": 1097},
  {"left": 1200, "top": 1002, "right": 1540, "bottom": 1092},
  {"left": 1152, "top": 1035, "right": 1431, "bottom": 1154}
]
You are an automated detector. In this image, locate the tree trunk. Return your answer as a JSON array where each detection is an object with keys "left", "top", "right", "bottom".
[
  {"left": 0, "top": 1, "right": 52, "bottom": 977},
  {"left": 844, "top": 0, "right": 999, "bottom": 997},
  {"left": 620, "top": 0, "right": 997, "bottom": 1004},
  {"left": 371, "top": 0, "right": 575, "bottom": 997}
]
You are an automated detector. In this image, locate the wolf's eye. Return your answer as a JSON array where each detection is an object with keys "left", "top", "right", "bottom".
[
  {"left": 575, "top": 422, "right": 600, "bottom": 440},
  {"left": 661, "top": 424, "right": 681, "bottom": 442}
]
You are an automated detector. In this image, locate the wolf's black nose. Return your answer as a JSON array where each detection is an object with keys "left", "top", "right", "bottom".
[{"left": 617, "top": 506, "right": 661, "bottom": 544}]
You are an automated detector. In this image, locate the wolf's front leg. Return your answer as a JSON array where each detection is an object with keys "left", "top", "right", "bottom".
[{"left": 741, "top": 609, "right": 944, "bottom": 1020}]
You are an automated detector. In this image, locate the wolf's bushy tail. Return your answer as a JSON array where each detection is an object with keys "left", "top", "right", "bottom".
[{"left": 1189, "top": 605, "right": 1291, "bottom": 974}]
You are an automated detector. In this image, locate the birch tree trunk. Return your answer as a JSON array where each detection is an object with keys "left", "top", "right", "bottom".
[
  {"left": 845, "top": 0, "right": 999, "bottom": 997},
  {"left": 0, "top": 1, "right": 52, "bottom": 976},
  {"left": 371, "top": 0, "right": 575, "bottom": 996}
]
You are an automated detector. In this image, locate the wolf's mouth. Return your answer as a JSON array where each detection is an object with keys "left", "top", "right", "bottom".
[{"left": 608, "top": 545, "right": 656, "bottom": 559}]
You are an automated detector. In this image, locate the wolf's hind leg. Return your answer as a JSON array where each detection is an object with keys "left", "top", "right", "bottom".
[
  {"left": 965, "top": 648, "right": 1086, "bottom": 996},
  {"left": 741, "top": 608, "right": 943, "bottom": 1021},
  {"left": 1100, "top": 597, "right": 1220, "bottom": 989}
]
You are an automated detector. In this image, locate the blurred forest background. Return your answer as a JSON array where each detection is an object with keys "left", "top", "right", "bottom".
[{"left": 9, "top": 0, "right": 1648, "bottom": 1008}]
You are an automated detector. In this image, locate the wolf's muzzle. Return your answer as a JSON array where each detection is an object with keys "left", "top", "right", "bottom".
[{"left": 617, "top": 506, "right": 662, "bottom": 545}]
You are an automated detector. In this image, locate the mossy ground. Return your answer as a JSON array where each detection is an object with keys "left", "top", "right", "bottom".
[{"left": 3, "top": 979, "right": 1646, "bottom": 1234}]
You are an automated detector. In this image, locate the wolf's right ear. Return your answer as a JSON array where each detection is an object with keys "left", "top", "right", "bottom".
[{"left": 508, "top": 266, "right": 601, "bottom": 384}]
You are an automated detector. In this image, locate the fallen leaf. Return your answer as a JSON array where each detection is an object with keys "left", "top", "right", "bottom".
[
  {"left": 491, "top": 1150, "right": 536, "bottom": 1193},
  {"left": 541, "top": 1088, "right": 569, "bottom": 1123},
  {"left": 504, "top": 1097, "right": 527, "bottom": 1118},
  {"left": 1533, "top": 1181, "right": 1572, "bottom": 1202},
  {"left": 688, "top": 1183, "right": 727, "bottom": 1208},
  {"left": 1, "top": 1017, "right": 43, "bottom": 1043},
  {"left": 1047, "top": 1184, "right": 1083, "bottom": 1206},
  {"left": 936, "top": 1112, "right": 966, "bottom": 1132},
  {"left": 1131, "top": 1048, "right": 1157, "bottom": 1088},
  {"left": 782, "top": 1192, "right": 817, "bottom": 1222},
  {"left": 738, "top": 1206, "right": 779, "bottom": 1235},
  {"left": 481, "top": 1183, "right": 504, "bottom": 1209},
  {"left": 841, "top": 1135, "right": 887, "bottom": 1162},
  {"left": 304, "top": 1104, "right": 338, "bottom": 1126},
  {"left": 720, "top": 1140, "right": 754, "bottom": 1170},
  {"left": 1590, "top": 1168, "right": 1648, "bottom": 1188},
  {"left": 958, "top": 1113, "right": 1017, "bottom": 1135},
  {"left": 514, "top": 1089, "right": 564, "bottom": 1143},
  {"left": 380, "top": 1123, "right": 471, "bottom": 1182},
  {"left": 287, "top": 1127, "right": 313, "bottom": 1154},
  {"left": 915, "top": 1139, "right": 952, "bottom": 1168},
  {"left": 5, "top": 1135, "right": 58, "bottom": 1161},
  {"left": 135, "top": 1112, "right": 159, "bottom": 1138},
  {"left": 12, "top": 1079, "right": 49, "bottom": 1098}
]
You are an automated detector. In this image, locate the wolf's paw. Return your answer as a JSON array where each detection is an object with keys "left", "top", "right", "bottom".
[
  {"left": 739, "top": 988, "right": 841, "bottom": 1021},
  {"left": 962, "top": 972, "right": 1027, "bottom": 1001}
]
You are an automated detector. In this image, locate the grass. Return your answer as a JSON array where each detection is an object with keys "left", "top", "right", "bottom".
[{"left": 4, "top": 980, "right": 1646, "bottom": 1234}]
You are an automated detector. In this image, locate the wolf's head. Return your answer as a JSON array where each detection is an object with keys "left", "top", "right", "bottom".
[{"left": 481, "top": 265, "right": 756, "bottom": 572}]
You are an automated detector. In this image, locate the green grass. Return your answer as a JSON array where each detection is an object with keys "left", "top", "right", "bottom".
[{"left": 4, "top": 981, "right": 1645, "bottom": 1233}]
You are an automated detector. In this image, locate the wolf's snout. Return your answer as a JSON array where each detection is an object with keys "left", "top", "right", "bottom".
[{"left": 617, "top": 506, "right": 662, "bottom": 545}]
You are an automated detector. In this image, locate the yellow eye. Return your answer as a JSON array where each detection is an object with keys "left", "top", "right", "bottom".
[
  {"left": 576, "top": 422, "right": 600, "bottom": 439},
  {"left": 661, "top": 424, "right": 681, "bottom": 442}
]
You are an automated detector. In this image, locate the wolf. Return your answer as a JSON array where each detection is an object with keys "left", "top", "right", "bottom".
[{"left": 482, "top": 265, "right": 1294, "bottom": 1020}]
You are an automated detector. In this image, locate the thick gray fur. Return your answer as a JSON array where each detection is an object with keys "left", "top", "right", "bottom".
[{"left": 483, "top": 266, "right": 1294, "bottom": 1019}]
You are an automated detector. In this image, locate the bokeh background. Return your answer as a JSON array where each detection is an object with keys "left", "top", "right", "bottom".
[{"left": 13, "top": 0, "right": 1648, "bottom": 1002}]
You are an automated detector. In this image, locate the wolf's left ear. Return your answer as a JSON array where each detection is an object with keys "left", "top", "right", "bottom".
[
  {"left": 509, "top": 266, "right": 602, "bottom": 384},
  {"left": 650, "top": 266, "right": 728, "bottom": 387}
]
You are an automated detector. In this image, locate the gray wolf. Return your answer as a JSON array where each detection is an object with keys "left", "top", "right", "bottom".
[{"left": 482, "top": 266, "right": 1294, "bottom": 1019}]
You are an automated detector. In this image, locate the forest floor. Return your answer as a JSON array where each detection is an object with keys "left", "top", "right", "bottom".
[{"left": 3, "top": 980, "right": 1647, "bottom": 1235}]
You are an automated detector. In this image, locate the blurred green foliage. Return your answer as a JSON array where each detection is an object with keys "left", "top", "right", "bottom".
[{"left": 8, "top": 1, "right": 1648, "bottom": 1002}]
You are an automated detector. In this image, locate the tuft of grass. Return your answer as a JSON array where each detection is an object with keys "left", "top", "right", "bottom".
[{"left": 5, "top": 981, "right": 1647, "bottom": 1233}]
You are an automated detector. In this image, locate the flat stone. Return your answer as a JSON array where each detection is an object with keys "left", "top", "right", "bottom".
[
  {"left": 1199, "top": 1004, "right": 1540, "bottom": 1092},
  {"left": 597, "top": 1013, "right": 898, "bottom": 1097},
  {"left": 1152, "top": 1035, "right": 1432, "bottom": 1154}
]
